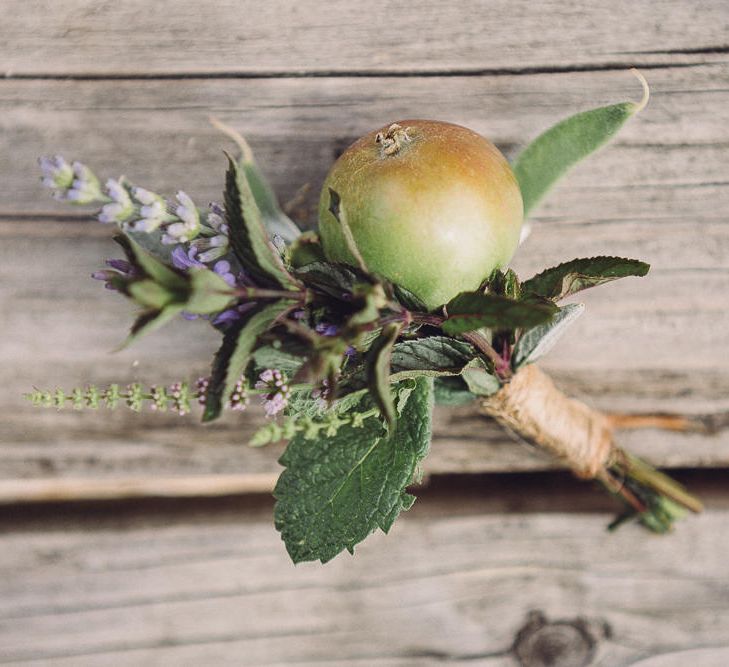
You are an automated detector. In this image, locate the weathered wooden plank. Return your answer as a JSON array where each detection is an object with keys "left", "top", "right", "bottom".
[
  {"left": 1, "top": 65, "right": 728, "bottom": 216},
  {"left": 1, "top": 209, "right": 728, "bottom": 484},
  {"left": 0, "top": 498, "right": 727, "bottom": 665},
  {"left": 2, "top": 66, "right": 728, "bottom": 484},
  {"left": 1, "top": 0, "right": 727, "bottom": 76}
]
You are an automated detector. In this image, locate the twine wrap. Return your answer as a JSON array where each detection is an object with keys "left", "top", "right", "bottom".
[{"left": 481, "top": 365, "right": 614, "bottom": 479}]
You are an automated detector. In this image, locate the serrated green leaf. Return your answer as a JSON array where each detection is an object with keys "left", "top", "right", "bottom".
[
  {"left": 289, "top": 232, "right": 326, "bottom": 268},
  {"left": 240, "top": 161, "right": 302, "bottom": 244},
  {"left": 295, "top": 261, "right": 371, "bottom": 299},
  {"left": 461, "top": 358, "right": 501, "bottom": 397},
  {"left": 443, "top": 292, "right": 557, "bottom": 335},
  {"left": 433, "top": 377, "right": 477, "bottom": 406},
  {"left": 114, "top": 235, "right": 187, "bottom": 291},
  {"left": 522, "top": 256, "right": 650, "bottom": 301},
  {"left": 365, "top": 323, "right": 401, "bottom": 427},
  {"left": 127, "top": 280, "right": 175, "bottom": 310},
  {"left": 125, "top": 229, "right": 175, "bottom": 263},
  {"left": 392, "top": 284, "right": 429, "bottom": 312},
  {"left": 274, "top": 377, "right": 434, "bottom": 564},
  {"left": 488, "top": 268, "right": 522, "bottom": 300},
  {"left": 121, "top": 304, "right": 185, "bottom": 349},
  {"left": 184, "top": 268, "right": 236, "bottom": 314},
  {"left": 512, "top": 303, "right": 585, "bottom": 370},
  {"left": 203, "top": 299, "right": 295, "bottom": 422},
  {"left": 224, "top": 155, "right": 298, "bottom": 289},
  {"left": 210, "top": 117, "right": 301, "bottom": 243},
  {"left": 252, "top": 345, "right": 307, "bottom": 375},
  {"left": 514, "top": 85, "right": 647, "bottom": 217},
  {"left": 389, "top": 337, "right": 476, "bottom": 381}
]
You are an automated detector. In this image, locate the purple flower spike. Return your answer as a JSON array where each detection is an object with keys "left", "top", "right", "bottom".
[
  {"left": 212, "top": 303, "right": 257, "bottom": 327},
  {"left": 106, "top": 259, "right": 134, "bottom": 274},
  {"left": 213, "top": 260, "right": 236, "bottom": 286},
  {"left": 171, "top": 245, "right": 204, "bottom": 271},
  {"left": 255, "top": 369, "right": 291, "bottom": 417},
  {"left": 315, "top": 322, "right": 340, "bottom": 337}
]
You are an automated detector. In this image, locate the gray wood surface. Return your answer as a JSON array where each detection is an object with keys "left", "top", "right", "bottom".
[
  {"left": 1, "top": 497, "right": 728, "bottom": 666},
  {"left": 1, "top": 0, "right": 727, "bottom": 76},
  {"left": 2, "top": 62, "right": 728, "bottom": 488},
  {"left": 1, "top": 4, "right": 728, "bottom": 664}
]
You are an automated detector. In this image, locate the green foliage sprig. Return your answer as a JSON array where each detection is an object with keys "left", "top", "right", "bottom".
[{"left": 32, "top": 75, "right": 702, "bottom": 564}]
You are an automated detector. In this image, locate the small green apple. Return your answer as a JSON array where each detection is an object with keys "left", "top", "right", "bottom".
[{"left": 318, "top": 119, "right": 524, "bottom": 311}]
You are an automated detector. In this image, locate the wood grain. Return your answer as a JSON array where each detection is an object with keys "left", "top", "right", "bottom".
[
  {"left": 0, "top": 498, "right": 727, "bottom": 665},
  {"left": 1, "top": 211, "right": 728, "bottom": 488},
  {"left": 2, "top": 65, "right": 728, "bottom": 217},
  {"left": 1, "top": 0, "right": 727, "bottom": 76}
]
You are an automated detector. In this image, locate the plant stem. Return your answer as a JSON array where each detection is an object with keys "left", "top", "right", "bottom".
[
  {"left": 615, "top": 450, "right": 704, "bottom": 513},
  {"left": 462, "top": 331, "right": 512, "bottom": 380},
  {"left": 233, "top": 287, "right": 306, "bottom": 301}
]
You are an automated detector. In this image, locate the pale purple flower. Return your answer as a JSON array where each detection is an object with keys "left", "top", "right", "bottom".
[
  {"left": 39, "top": 155, "right": 74, "bottom": 191},
  {"left": 255, "top": 369, "right": 291, "bottom": 417},
  {"left": 128, "top": 187, "right": 172, "bottom": 232},
  {"left": 98, "top": 178, "right": 134, "bottom": 224},
  {"left": 315, "top": 322, "right": 340, "bottom": 337},
  {"left": 171, "top": 246, "right": 235, "bottom": 285},
  {"left": 228, "top": 377, "right": 250, "bottom": 412},
  {"left": 195, "top": 377, "right": 210, "bottom": 406},
  {"left": 91, "top": 258, "right": 138, "bottom": 291},
  {"left": 161, "top": 191, "right": 201, "bottom": 244},
  {"left": 311, "top": 378, "right": 332, "bottom": 409},
  {"left": 211, "top": 303, "right": 257, "bottom": 327},
  {"left": 53, "top": 161, "right": 104, "bottom": 204},
  {"left": 190, "top": 202, "right": 230, "bottom": 262}
]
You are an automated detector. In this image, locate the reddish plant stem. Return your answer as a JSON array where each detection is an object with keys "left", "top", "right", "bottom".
[
  {"left": 410, "top": 313, "right": 510, "bottom": 379},
  {"left": 462, "top": 331, "right": 512, "bottom": 380}
]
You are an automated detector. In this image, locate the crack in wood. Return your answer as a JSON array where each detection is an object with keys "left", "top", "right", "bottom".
[{"left": 1, "top": 60, "right": 711, "bottom": 81}]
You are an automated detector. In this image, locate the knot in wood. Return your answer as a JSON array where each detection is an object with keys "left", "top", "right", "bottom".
[{"left": 513, "top": 611, "right": 600, "bottom": 667}]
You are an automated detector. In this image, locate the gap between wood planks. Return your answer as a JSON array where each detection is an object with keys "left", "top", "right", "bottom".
[
  {"left": 1, "top": 59, "right": 716, "bottom": 81},
  {"left": 2, "top": 469, "right": 729, "bottom": 528}
]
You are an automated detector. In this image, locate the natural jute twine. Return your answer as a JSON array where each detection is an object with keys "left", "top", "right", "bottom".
[{"left": 480, "top": 365, "right": 615, "bottom": 479}]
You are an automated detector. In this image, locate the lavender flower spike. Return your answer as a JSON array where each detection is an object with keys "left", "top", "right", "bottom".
[
  {"left": 98, "top": 178, "right": 135, "bottom": 224},
  {"left": 162, "top": 191, "right": 201, "bottom": 244},
  {"left": 66, "top": 161, "right": 105, "bottom": 204},
  {"left": 39, "top": 155, "right": 74, "bottom": 192},
  {"left": 128, "top": 186, "right": 173, "bottom": 232}
]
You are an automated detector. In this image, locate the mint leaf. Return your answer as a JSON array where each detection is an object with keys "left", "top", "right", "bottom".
[
  {"left": 461, "top": 358, "right": 501, "bottom": 397},
  {"left": 433, "top": 377, "right": 477, "bottom": 406},
  {"left": 122, "top": 304, "right": 184, "bottom": 349},
  {"left": 211, "top": 117, "right": 301, "bottom": 243},
  {"left": 390, "top": 337, "right": 475, "bottom": 380},
  {"left": 442, "top": 292, "right": 557, "bottom": 335},
  {"left": 392, "top": 283, "right": 428, "bottom": 312},
  {"left": 512, "top": 303, "right": 585, "bottom": 370},
  {"left": 127, "top": 280, "right": 175, "bottom": 310},
  {"left": 252, "top": 345, "right": 307, "bottom": 375},
  {"left": 274, "top": 377, "right": 434, "bottom": 564},
  {"left": 514, "top": 83, "right": 647, "bottom": 217},
  {"left": 224, "top": 155, "right": 297, "bottom": 289},
  {"left": 240, "top": 160, "right": 302, "bottom": 244},
  {"left": 203, "top": 299, "right": 294, "bottom": 422},
  {"left": 184, "top": 268, "right": 236, "bottom": 314},
  {"left": 295, "top": 261, "right": 371, "bottom": 299},
  {"left": 522, "top": 256, "right": 650, "bottom": 301},
  {"left": 365, "top": 323, "right": 401, "bottom": 427},
  {"left": 114, "top": 235, "right": 187, "bottom": 291}
]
